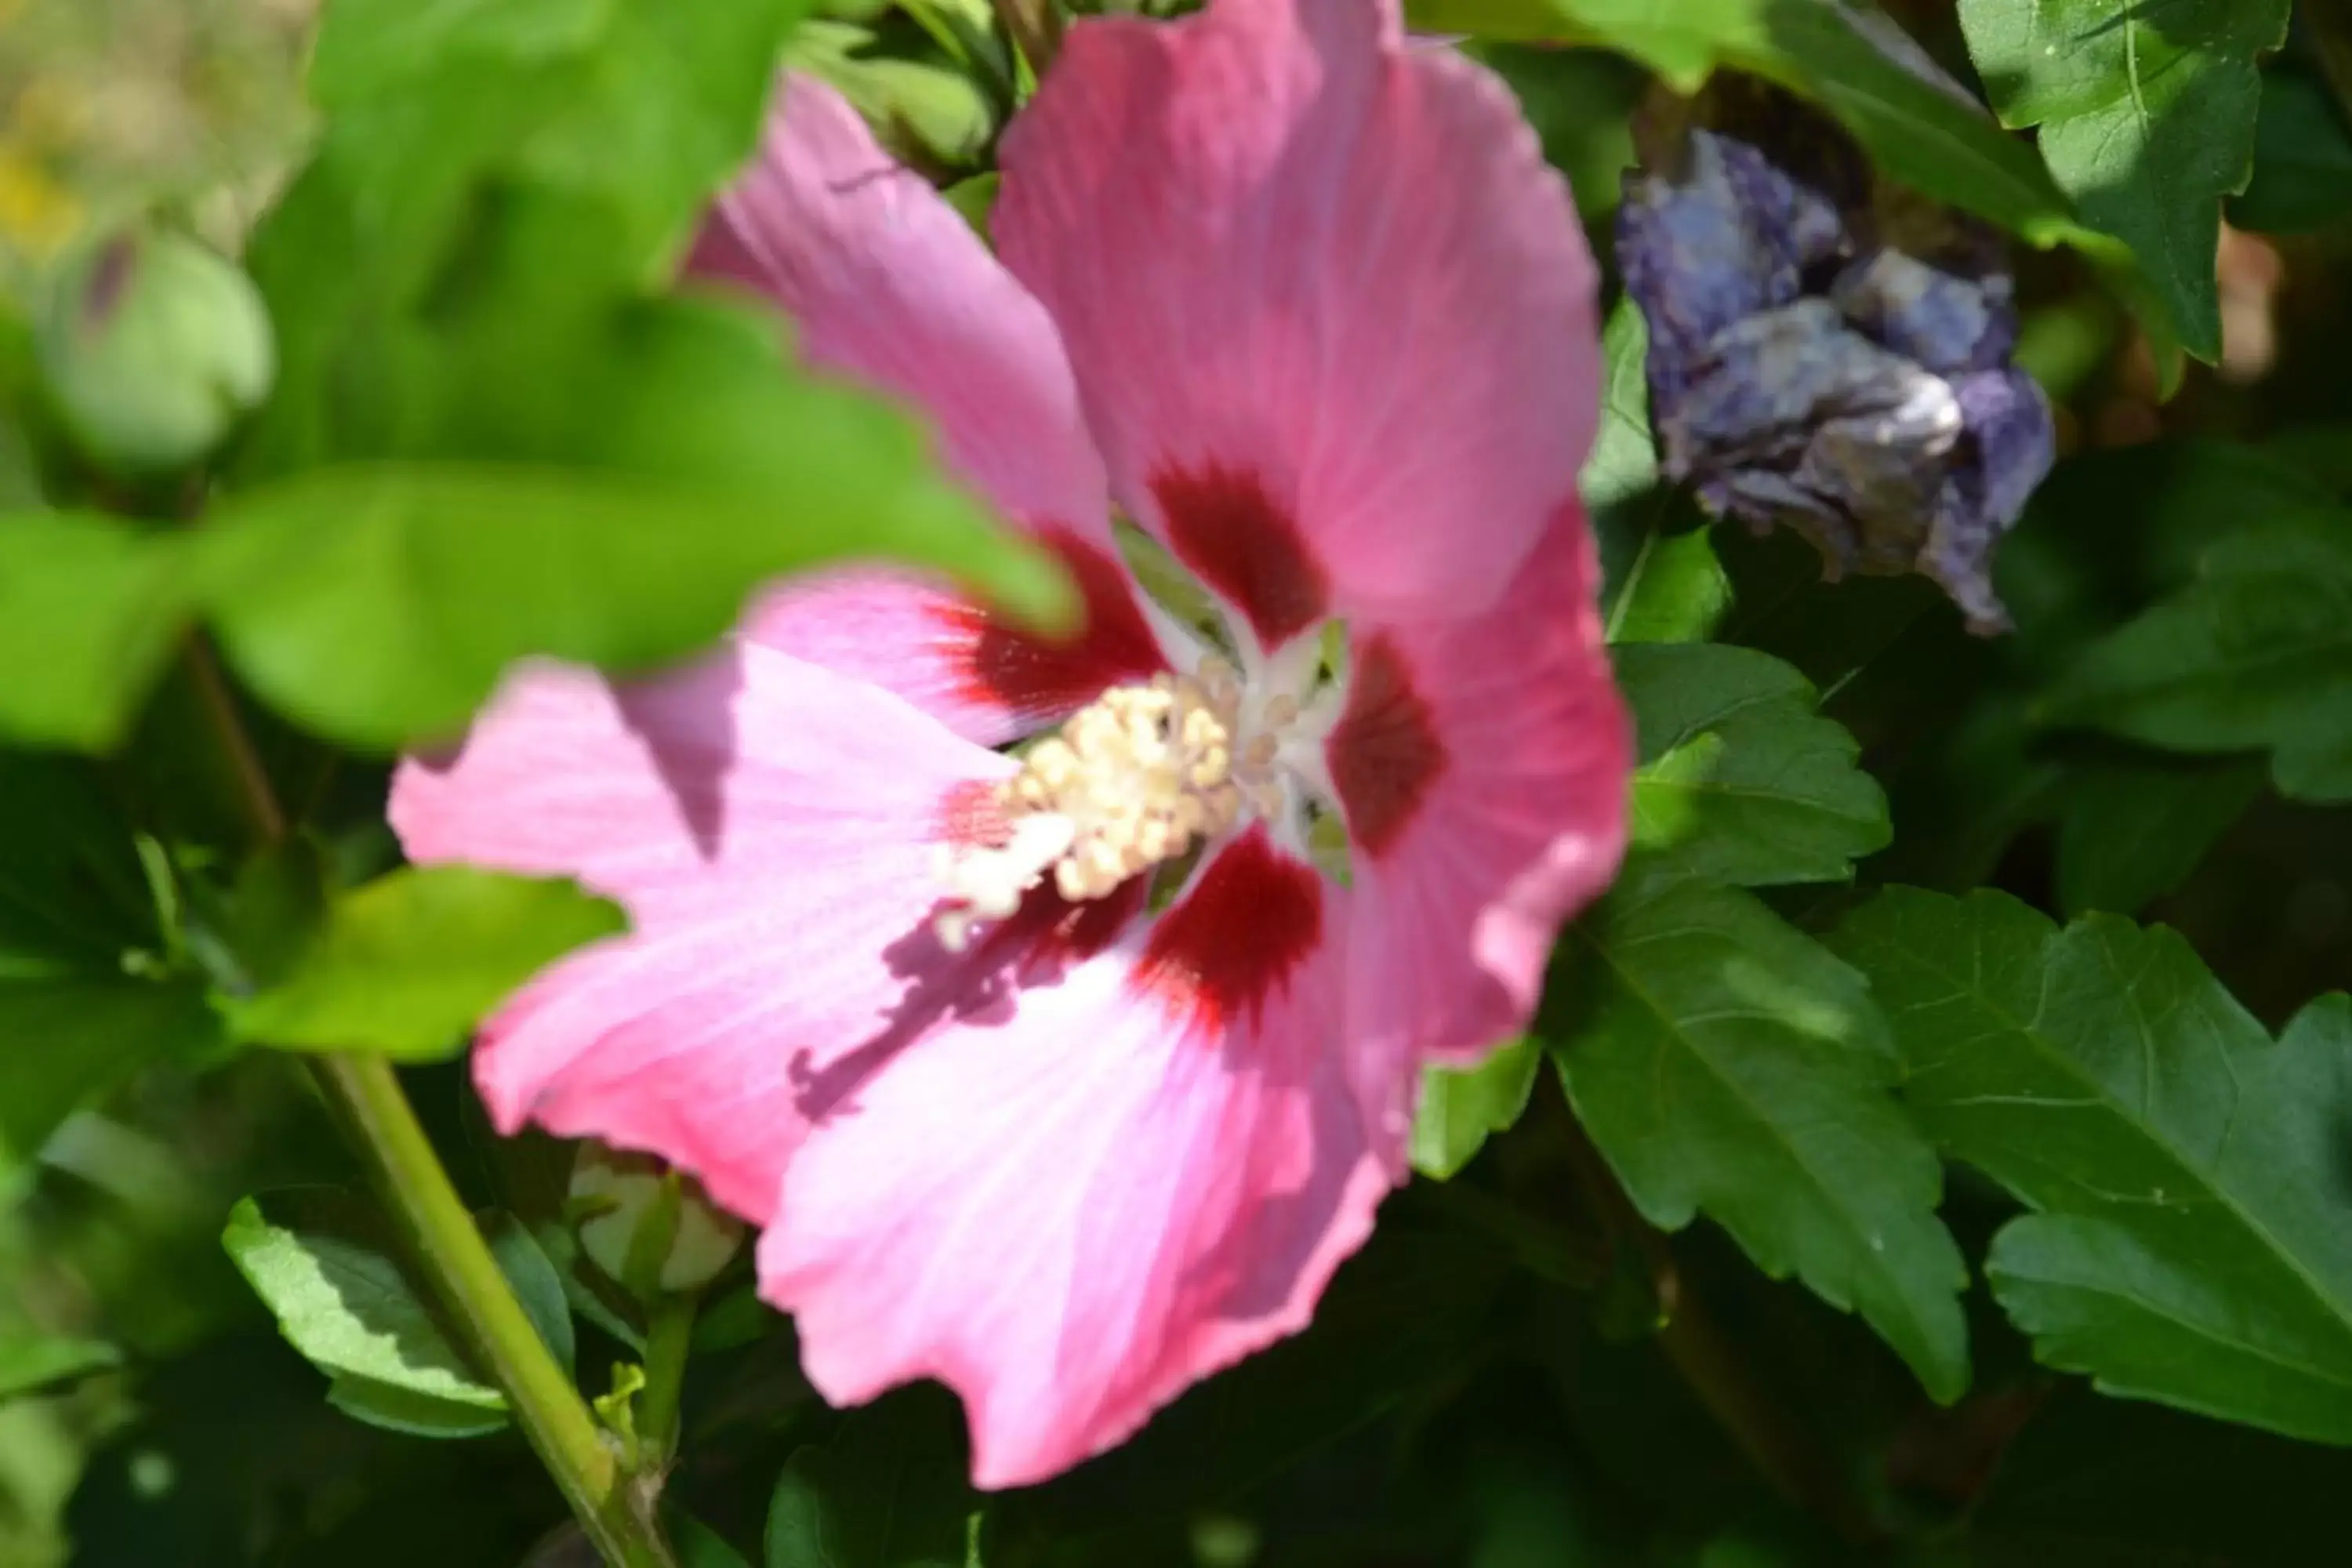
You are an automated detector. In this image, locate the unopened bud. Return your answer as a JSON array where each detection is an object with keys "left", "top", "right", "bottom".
[
  {"left": 569, "top": 1144, "right": 744, "bottom": 1296},
  {"left": 37, "top": 227, "right": 275, "bottom": 477}
]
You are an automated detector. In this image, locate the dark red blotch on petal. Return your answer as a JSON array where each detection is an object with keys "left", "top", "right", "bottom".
[
  {"left": 1135, "top": 832, "right": 1323, "bottom": 1035},
  {"left": 1327, "top": 634, "right": 1447, "bottom": 858},
  {"left": 937, "top": 526, "right": 1165, "bottom": 720},
  {"left": 1152, "top": 464, "right": 1330, "bottom": 650}
]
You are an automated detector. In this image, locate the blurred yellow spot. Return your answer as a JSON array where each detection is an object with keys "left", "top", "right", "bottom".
[{"left": 0, "top": 145, "right": 83, "bottom": 259}]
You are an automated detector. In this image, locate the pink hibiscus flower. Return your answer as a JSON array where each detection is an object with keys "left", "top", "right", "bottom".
[{"left": 391, "top": 0, "right": 1628, "bottom": 1488}]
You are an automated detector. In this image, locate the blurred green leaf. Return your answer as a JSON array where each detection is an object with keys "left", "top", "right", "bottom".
[
  {"left": 1409, "top": 1035, "right": 1541, "bottom": 1181},
  {"left": 1831, "top": 887, "right": 2352, "bottom": 1444},
  {"left": 203, "top": 307, "right": 1070, "bottom": 749},
  {"left": 223, "top": 866, "right": 622, "bottom": 1058},
  {"left": 766, "top": 1385, "right": 975, "bottom": 1568},
  {"left": 0, "top": 750, "right": 164, "bottom": 971},
  {"left": 1959, "top": 0, "right": 2292, "bottom": 365},
  {"left": 1548, "top": 862, "right": 1969, "bottom": 1401},
  {"left": 1617, "top": 644, "right": 1889, "bottom": 887},
  {"left": 0, "top": 1332, "right": 120, "bottom": 1401},
  {"left": 2042, "top": 512, "right": 2352, "bottom": 801},
  {"left": 2231, "top": 70, "right": 2352, "bottom": 234},
  {"left": 2053, "top": 753, "right": 2265, "bottom": 917},
  {"left": 1410, "top": 1, "right": 2158, "bottom": 365},
  {"left": 0, "top": 512, "right": 191, "bottom": 750},
  {"left": 0, "top": 979, "right": 223, "bottom": 1170},
  {"left": 223, "top": 1189, "right": 575, "bottom": 1439}
]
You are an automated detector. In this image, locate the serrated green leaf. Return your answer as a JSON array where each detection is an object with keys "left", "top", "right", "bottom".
[
  {"left": 1617, "top": 644, "right": 1889, "bottom": 887},
  {"left": 0, "top": 513, "right": 192, "bottom": 751},
  {"left": 1830, "top": 887, "right": 2352, "bottom": 1444},
  {"left": 2053, "top": 753, "right": 2264, "bottom": 917},
  {"left": 0, "top": 1332, "right": 120, "bottom": 1401},
  {"left": 1958, "top": 0, "right": 2292, "bottom": 365},
  {"left": 2042, "top": 511, "right": 2352, "bottom": 801},
  {"left": 223, "top": 866, "right": 623, "bottom": 1058},
  {"left": 2232, "top": 70, "right": 2352, "bottom": 234},
  {"left": 1548, "top": 864, "right": 1969, "bottom": 1401},
  {"left": 1410, "top": 1036, "right": 1541, "bottom": 1181},
  {"left": 766, "top": 1385, "right": 974, "bottom": 1568}
]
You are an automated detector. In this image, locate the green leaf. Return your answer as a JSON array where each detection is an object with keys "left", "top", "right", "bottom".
[
  {"left": 1958, "top": 0, "right": 2292, "bottom": 365},
  {"left": 2232, "top": 70, "right": 2352, "bottom": 234},
  {"left": 0, "top": 750, "right": 166, "bottom": 972},
  {"left": 2053, "top": 753, "right": 2265, "bottom": 917},
  {"left": 1410, "top": 1, "right": 2154, "bottom": 357},
  {"left": 2042, "top": 511, "right": 2352, "bottom": 801},
  {"left": 1617, "top": 644, "right": 1889, "bottom": 887},
  {"left": 1409, "top": 1036, "right": 1542, "bottom": 1181},
  {"left": 201, "top": 320, "right": 1071, "bottom": 749},
  {"left": 1587, "top": 300, "right": 1728, "bottom": 648},
  {"left": 0, "top": 1332, "right": 120, "bottom": 1401},
  {"left": 223, "top": 1190, "right": 577, "bottom": 1439},
  {"left": 223, "top": 1189, "right": 506, "bottom": 1417},
  {"left": 0, "top": 979, "right": 223, "bottom": 1171},
  {"left": 0, "top": 513, "right": 192, "bottom": 750},
  {"left": 1830, "top": 887, "right": 2352, "bottom": 1444},
  {"left": 1548, "top": 864, "right": 1969, "bottom": 1402},
  {"left": 223, "top": 866, "right": 623, "bottom": 1058},
  {"left": 766, "top": 1385, "right": 975, "bottom": 1568}
]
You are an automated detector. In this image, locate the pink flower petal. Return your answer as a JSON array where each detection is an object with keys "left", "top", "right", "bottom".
[
  {"left": 760, "top": 829, "right": 1393, "bottom": 1488},
  {"left": 389, "top": 646, "right": 1014, "bottom": 1223},
  {"left": 742, "top": 525, "right": 1170, "bottom": 748},
  {"left": 1325, "top": 510, "right": 1630, "bottom": 1145},
  {"left": 689, "top": 73, "right": 1109, "bottom": 545},
  {"left": 994, "top": 0, "right": 1599, "bottom": 637}
]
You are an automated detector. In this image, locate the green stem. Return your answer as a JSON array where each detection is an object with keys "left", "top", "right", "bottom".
[
  {"left": 990, "top": 0, "right": 1062, "bottom": 75},
  {"left": 636, "top": 1294, "right": 699, "bottom": 1464},
  {"left": 179, "top": 643, "right": 676, "bottom": 1568},
  {"left": 313, "top": 1054, "right": 673, "bottom": 1568}
]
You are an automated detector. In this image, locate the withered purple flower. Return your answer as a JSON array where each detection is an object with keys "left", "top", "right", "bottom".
[{"left": 1616, "top": 69, "right": 2055, "bottom": 634}]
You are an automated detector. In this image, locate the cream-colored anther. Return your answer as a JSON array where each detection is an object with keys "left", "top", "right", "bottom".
[{"left": 935, "top": 672, "right": 1245, "bottom": 948}]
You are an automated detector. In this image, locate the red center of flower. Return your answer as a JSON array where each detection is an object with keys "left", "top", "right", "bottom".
[
  {"left": 1326, "top": 634, "right": 1446, "bottom": 858},
  {"left": 1151, "top": 464, "right": 1330, "bottom": 650},
  {"left": 1134, "top": 829, "right": 1323, "bottom": 1034},
  {"left": 938, "top": 526, "right": 1167, "bottom": 720}
]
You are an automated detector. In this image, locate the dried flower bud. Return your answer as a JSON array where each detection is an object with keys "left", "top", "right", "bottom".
[
  {"left": 1615, "top": 47, "right": 2054, "bottom": 634},
  {"left": 570, "top": 1144, "right": 745, "bottom": 1297},
  {"left": 36, "top": 227, "right": 275, "bottom": 477}
]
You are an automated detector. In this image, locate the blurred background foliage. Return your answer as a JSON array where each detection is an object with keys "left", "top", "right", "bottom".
[{"left": 5, "top": 0, "right": 2352, "bottom": 1565}]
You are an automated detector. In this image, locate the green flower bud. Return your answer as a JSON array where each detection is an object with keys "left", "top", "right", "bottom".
[
  {"left": 36, "top": 227, "right": 275, "bottom": 477},
  {"left": 569, "top": 1144, "right": 745, "bottom": 1297}
]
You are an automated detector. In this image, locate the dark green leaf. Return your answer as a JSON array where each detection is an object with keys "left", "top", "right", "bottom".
[
  {"left": 1963, "top": 1392, "right": 2352, "bottom": 1566},
  {"left": 1548, "top": 864, "right": 1969, "bottom": 1401},
  {"left": 223, "top": 1189, "right": 506, "bottom": 1418},
  {"left": 0, "top": 512, "right": 192, "bottom": 750},
  {"left": 2232, "top": 70, "right": 2352, "bottom": 234},
  {"left": 1409, "top": 1036, "right": 1541, "bottom": 1181},
  {"left": 1958, "top": 0, "right": 2292, "bottom": 365},
  {"left": 223, "top": 866, "right": 624, "bottom": 1058},
  {"left": 0, "top": 750, "right": 164, "bottom": 971},
  {"left": 1617, "top": 643, "right": 1889, "bottom": 887},
  {"left": 766, "top": 1385, "right": 975, "bottom": 1568},
  {"left": 2042, "top": 512, "right": 2352, "bottom": 801},
  {"left": 678, "top": 1516, "right": 755, "bottom": 1568},
  {"left": 481, "top": 1210, "right": 575, "bottom": 1379},
  {"left": 2053, "top": 753, "right": 2265, "bottom": 917},
  {"left": 1831, "top": 887, "right": 2352, "bottom": 1444},
  {"left": 324, "top": 1374, "right": 510, "bottom": 1440},
  {"left": 0, "top": 978, "right": 223, "bottom": 1170},
  {"left": 0, "top": 1331, "right": 121, "bottom": 1400}
]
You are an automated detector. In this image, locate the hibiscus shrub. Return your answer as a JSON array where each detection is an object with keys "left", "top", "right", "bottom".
[{"left": 5, "top": 0, "right": 2352, "bottom": 1563}]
